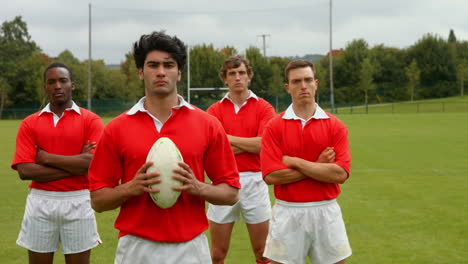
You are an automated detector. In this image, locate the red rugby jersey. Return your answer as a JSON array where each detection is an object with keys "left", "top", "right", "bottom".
[
  {"left": 207, "top": 95, "right": 275, "bottom": 173},
  {"left": 11, "top": 106, "right": 104, "bottom": 191},
  {"left": 88, "top": 105, "right": 240, "bottom": 242},
  {"left": 261, "top": 106, "right": 350, "bottom": 202}
]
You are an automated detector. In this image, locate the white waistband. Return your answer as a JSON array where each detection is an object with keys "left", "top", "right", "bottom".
[
  {"left": 276, "top": 199, "right": 336, "bottom": 208},
  {"left": 29, "top": 188, "right": 90, "bottom": 199},
  {"left": 239, "top": 171, "right": 261, "bottom": 178}
]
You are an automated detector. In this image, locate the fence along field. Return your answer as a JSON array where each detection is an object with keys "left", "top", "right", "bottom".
[{"left": 1, "top": 112, "right": 467, "bottom": 263}]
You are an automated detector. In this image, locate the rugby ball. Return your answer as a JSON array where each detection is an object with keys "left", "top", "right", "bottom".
[{"left": 146, "top": 137, "right": 184, "bottom": 208}]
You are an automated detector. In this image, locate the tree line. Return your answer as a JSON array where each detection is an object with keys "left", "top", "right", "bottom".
[{"left": 1, "top": 16, "right": 468, "bottom": 118}]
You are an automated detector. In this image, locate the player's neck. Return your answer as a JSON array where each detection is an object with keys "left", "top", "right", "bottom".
[
  {"left": 144, "top": 93, "right": 179, "bottom": 123},
  {"left": 292, "top": 101, "right": 316, "bottom": 120},
  {"left": 228, "top": 89, "right": 250, "bottom": 106},
  {"left": 49, "top": 100, "right": 72, "bottom": 117}
]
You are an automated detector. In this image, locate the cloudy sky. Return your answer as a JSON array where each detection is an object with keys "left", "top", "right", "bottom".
[{"left": 2, "top": 0, "right": 466, "bottom": 64}]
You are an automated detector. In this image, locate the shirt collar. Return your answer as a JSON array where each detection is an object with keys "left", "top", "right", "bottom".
[
  {"left": 38, "top": 101, "right": 81, "bottom": 116},
  {"left": 282, "top": 103, "right": 329, "bottom": 120},
  {"left": 220, "top": 90, "right": 259, "bottom": 103},
  {"left": 127, "top": 95, "right": 195, "bottom": 115}
]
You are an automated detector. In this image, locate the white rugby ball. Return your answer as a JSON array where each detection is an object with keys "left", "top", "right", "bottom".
[{"left": 146, "top": 137, "right": 184, "bottom": 209}]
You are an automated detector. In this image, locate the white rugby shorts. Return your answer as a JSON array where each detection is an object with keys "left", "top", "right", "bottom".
[
  {"left": 16, "top": 188, "right": 102, "bottom": 254},
  {"left": 114, "top": 233, "right": 211, "bottom": 264},
  {"left": 263, "top": 199, "right": 352, "bottom": 264},
  {"left": 207, "top": 171, "right": 271, "bottom": 224}
]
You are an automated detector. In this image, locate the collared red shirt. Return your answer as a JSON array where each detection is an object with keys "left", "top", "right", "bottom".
[
  {"left": 207, "top": 90, "right": 275, "bottom": 173},
  {"left": 12, "top": 102, "right": 104, "bottom": 191},
  {"left": 220, "top": 90, "right": 259, "bottom": 114},
  {"left": 127, "top": 95, "right": 195, "bottom": 132},
  {"left": 282, "top": 103, "right": 329, "bottom": 128},
  {"left": 261, "top": 103, "right": 351, "bottom": 202},
  {"left": 88, "top": 96, "right": 240, "bottom": 242},
  {"left": 39, "top": 101, "right": 81, "bottom": 127}
]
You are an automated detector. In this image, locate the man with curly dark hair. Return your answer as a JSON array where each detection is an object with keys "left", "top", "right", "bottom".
[{"left": 88, "top": 31, "right": 240, "bottom": 264}]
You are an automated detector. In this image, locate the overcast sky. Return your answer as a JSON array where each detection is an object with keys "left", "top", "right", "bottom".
[{"left": 2, "top": 0, "right": 467, "bottom": 64}]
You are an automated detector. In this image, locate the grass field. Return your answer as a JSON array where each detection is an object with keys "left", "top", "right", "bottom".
[
  {"left": 329, "top": 95, "right": 468, "bottom": 115},
  {"left": 1, "top": 112, "right": 467, "bottom": 263}
]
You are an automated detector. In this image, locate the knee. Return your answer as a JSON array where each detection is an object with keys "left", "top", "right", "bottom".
[{"left": 211, "top": 247, "right": 228, "bottom": 264}]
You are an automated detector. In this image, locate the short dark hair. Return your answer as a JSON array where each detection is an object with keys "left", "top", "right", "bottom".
[
  {"left": 284, "top": 60, "right": 315, "bottom": 82},
  {"left": 43, "top": 62, "right": 74, "bottom": 82},
  {"left": 219, "top": 55, "right": 254, "bottom": 80},
  {"left": 133, "top": 30, "right": 187, "bottom": 70}
]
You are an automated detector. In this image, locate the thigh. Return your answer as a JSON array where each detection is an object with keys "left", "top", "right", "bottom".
[
  {"left": 209, "top": 221, "right": 235, "bottom": 249},
  {"left": 65, "top": 250, "right": 90, "bottom": 264},
  {"left": 28, "top": 251, "right": 54, "bottom": 264},
  {"left": 246, "top": 220, "right": 269, "bottom": 250},
  {"left": 240, "top": 174, "right": 272, "bottom": 224}
]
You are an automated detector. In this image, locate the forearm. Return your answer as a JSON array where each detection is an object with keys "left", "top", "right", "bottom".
[
  {"left": 16, "top": 163, "right": 71, "bottom": 182},
  {"left": 263, "top": 168, "right": 306, "bottom": 185},
  {"left": 38, "top": 152, "right": 93, "bottom": 175},
  {"left": 228, "top": 135, "right": 261, "bottom": 154},
  {"left": 91, "top": 185, "right": 133, "bottom": 213},
  {"left": 286, "top": 157, "right": 348, "bottom": 184},
  {"left": 198, "top": 183, "right": 239, "bottom": 205}
]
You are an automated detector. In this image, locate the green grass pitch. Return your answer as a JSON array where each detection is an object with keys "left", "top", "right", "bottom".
[{"left": 1, "top": 112, "right": 467, "bottom": 263}]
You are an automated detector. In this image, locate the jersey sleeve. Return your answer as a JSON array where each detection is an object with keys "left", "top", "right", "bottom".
[
  {"left": 11, "top": 118, "right": 37, "bottom": 170},
  {"left": 203, "top": 118, "right": 240, "bottom": 188},
  {"left": 206, "top": 103, "right": 220, "bottom": 119},
  {"left": 332, "top": 119, "right": 351, "bottom": 175},
  {"left": 260, "top": 118, "right": 288, "bottom": 178},
  {"left": 88, "top": 125, "right": 124, "bottom": 191},
  {"left": 257, "top": 100, "right": 276, "bottom": 136},
  {"left": 85, "top": 113, "right": 105, "bottom": 154}
]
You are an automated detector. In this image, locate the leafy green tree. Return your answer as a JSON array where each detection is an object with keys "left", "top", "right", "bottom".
[
  {"left": 314, "top": 62, "right": 327, "bottom": 105},
  {"left": 359, "top": 57, "right": 376, "bottom": 105},
  {"left": 333, "top": 39, "right": 369, "bottom": 104},
  {"left": 405, "top": 59, "right": 421, "bottom": 101},
  {"left": 0, "top": 16, "right": 41, "bottom": 117},
  {"left": 245, "top": 46, "right": 272, "bottom": 98},
  {"left": 189, "top": 44, "right": 224, "bottom": 88},
  {"left": 23, "top": 52, "right": 51, "bottom": 107},
  {"left": 187, "top": 44, "right": 225, "bottom": 108},
  {"left": 407, "top": 34, "right": 457, "bottom": 98},
  {"left": 56, "top": 50, "right": 87, "bottom": 102},
  {"left": 448, "top": 29, "right": 457, "bottom": 43},
  {"left": 268, "top": 56, "right": 290, "bottom": 109},
  {"left": 455, "top": 41, "right": 468, "bottom": 61},
  {"left": 457, "top": 59, "right": 468, "bottom": 97},
  {"left": 120, "top": 52, "right": 143, "bottom": 101},
  {"left": 268, "top": 64, "right": 284, "bottom": 111},
  {"left": 89, "top": 60, "right": 116, "bottom": 99},
  {"left": 369, "top": 45, "right": 407, "bottom": 102},
  {"left": 0, "top": 77, "right": 11, "bottom": 117}
]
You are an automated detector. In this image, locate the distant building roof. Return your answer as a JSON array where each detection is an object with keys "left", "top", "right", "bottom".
[{"left": 325, "top": 49, "right": 344, "bottom": 57}]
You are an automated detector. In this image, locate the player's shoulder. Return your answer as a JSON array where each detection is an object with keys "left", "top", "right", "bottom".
[
  {"left": 79, "top": 107, "right": 101, "bottom": 119},
  {"left": 256, "top": 97, "right": 272, "bottom": 105},
  {"left": 206, "top": 100, "right": 224, "bottom": 114},
  {"left": 190, "top": 105, "right": 220, "bottom": 122},
  {"left": 22, "top": 110, "right": 41, "bottom": 121},
  {"left": 19, "top": 110, "right": 44, "bottom": 127},
  {"left": 322, "top": 111, "right": 347, "bottom": 129},
  {"left": 267, "top": 111, "right": 286, "bottom": 126},
  {"left": 104, "top": 110, "right": 132, "bottom": 128}
]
